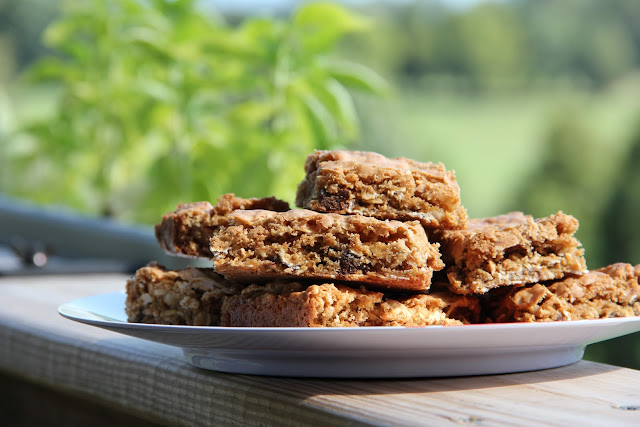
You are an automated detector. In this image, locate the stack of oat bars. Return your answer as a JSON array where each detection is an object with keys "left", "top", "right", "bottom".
[{"left": 125, "top": 150, "right": 640, "bottom": 327}]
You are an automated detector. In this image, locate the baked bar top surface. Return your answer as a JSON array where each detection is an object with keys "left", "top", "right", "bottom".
[
  {"left": 155, "top": 193, "right": 289, "bottom": 258},
  {"left": 125, "top": 262, "right": 243, "bottom": 326},
  {"left": 439, "top": 211, "right": 579, "bottom": 260},
  {"left": 434, "top": 211, "right": 587, "bottom": 294},
  {"left": 489, "top": 263, "right": 640, "bottom": 322},
  {"left": 209, "top": 209, "right": 443, "bottom": 291},
  {"left": 295, "top": 150, "right": 467, "bottom": 229},
  {"left": 221, "top": 282, "right": 480, "bottom": 327}
]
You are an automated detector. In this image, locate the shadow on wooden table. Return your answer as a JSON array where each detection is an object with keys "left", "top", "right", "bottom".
[{"left": 202, "top": 359, "right": 622, "bottom": 396}]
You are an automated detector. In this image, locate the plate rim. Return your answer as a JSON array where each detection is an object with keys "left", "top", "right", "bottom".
[{"left": 57, "top": 291, "right": 640, "bottom": 377}]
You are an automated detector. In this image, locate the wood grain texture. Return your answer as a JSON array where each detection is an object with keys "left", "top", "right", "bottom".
[{"left": 1, "top": 274, "right": 639, "bottom": 426}]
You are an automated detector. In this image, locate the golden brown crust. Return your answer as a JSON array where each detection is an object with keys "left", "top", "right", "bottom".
[
  {"left": 125, "top": 262, "right": 243, "bottom": 326},
  {"left": 154, "top": 193, "right": 289, "bottom": 258},
  {"left": 489, "top": 263, "right": 640, "bottom": 322},
  {"left": 295, "top": 150, "right": 467, "bottom": 229},
  {"left": 125, "top": 265, "right": 480, "bottom": 327},
  {"left": 221, "top": 282, "right": 479, "bottom": 327},
  {"left": 433, "top": 211, "right": 587, "bottom": 294},
  {"left": 209, "top": 209, "right": 443, "bottom": 291}
]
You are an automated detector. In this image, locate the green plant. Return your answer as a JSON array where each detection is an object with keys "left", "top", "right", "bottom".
[{"left": 3, "top": 0, "right": 385, "bottom": 223}]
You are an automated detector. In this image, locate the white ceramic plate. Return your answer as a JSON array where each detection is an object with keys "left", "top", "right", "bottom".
[{"left": 59, "top": 292, "right": 640, "bottom": 378}]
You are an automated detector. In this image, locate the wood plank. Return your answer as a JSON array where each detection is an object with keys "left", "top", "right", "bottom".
[{"left": 1, "top": 274, "right": 639, "bottom": 426}]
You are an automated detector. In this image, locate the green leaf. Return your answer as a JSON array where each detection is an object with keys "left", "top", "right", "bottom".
[
  {"left": 293, "top": 2, "right": 369, "bottom": 55},
  {"left": 294, "top": 2, "right": 369, "bottom": 30},
  {"left": 136, "top": 80, "right": 177, "bottom": 103},
  {"left": 23, "top": 57, "right": 70, "bottom": 82},
  {"left": 122, "top": 28, "right": 172, "bottom": 62},
  {"left": 42, "top": 19, "right": 77, "bottom": 48},
  {"left": 299, "top": 92, "right": 339, "bottom": 149},
  {"left": 227, "top": 100, "right": 276, "bottom": 126},
  {"left": 323, "top": 78, "right": 359, "bottom": 139},
  {"left": 202, "top": 33, "right": 261, "bottom": 61},
  {"left": 323, "top": 60, "right": 390, "bottom": 95},
  {"left": 297, "top": 73, "right": 359, "bottom": 142}
]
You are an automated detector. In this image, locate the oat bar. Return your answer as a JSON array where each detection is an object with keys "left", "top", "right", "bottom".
[
  {"left": 221, "top": 282, "right": 480, "bottom": 327},
  {"left": 209, "top": 209, "right": 443, "bottom": 291},
  {"left": 125, "top": 262, "right": 243, "bottom": 326},
  {"left": 490, "top": 263, "right": 640, "bottom": 322},
  {"left": 155, "top": 193, "right": 289, "bottom": 258},
  {"left": 295, "top": 150, "right": 467, "bottom": 229},
  {"left": 434, "top": 211, "right": 587, "bottom": 294}
]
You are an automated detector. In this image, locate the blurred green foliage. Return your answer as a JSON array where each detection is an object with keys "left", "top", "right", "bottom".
[
  {"left": 1, "top": 0, "right": 384, "bottom": 223},
  {"left": 512, "top": 110, "right": 617, "bottom": 266}
]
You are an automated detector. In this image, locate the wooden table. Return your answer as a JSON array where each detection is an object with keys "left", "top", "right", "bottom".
[{"left": 1, "top": 274, "right": 639, "bottom": 426}]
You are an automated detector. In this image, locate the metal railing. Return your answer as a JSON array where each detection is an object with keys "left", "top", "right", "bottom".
[{"left": 0, "top": 196, "right": 204, "bottom": 275}]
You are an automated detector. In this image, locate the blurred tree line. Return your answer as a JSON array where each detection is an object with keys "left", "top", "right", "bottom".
[{"left": 343, "top": 0, "right": 640, "bottom": 92}]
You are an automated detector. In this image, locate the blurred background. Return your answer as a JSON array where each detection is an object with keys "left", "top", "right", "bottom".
[{"left": 1, "top": 0, "right": 639, "bottom": 368}]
